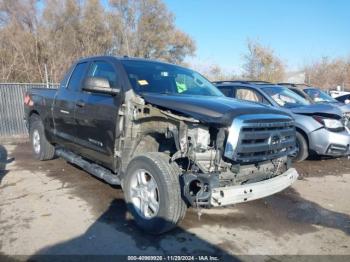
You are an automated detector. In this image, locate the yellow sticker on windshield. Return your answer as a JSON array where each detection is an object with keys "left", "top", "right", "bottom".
[{"left": 138, "top": 80, "right": 149, "bottom": 86}]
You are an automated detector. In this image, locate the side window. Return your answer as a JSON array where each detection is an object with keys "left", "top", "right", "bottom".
[
  {"left": 60, "top": 65, "right": 74, "bottom": 88},
  {"left": 235, "top": 88, "right": 263, "bottom": 103},
  {"left": 88, "top": 61, "right": 118, "bottom": 88},
  {"left": 261, "top": 96, "right": 271, "bottom": 105},
  {"left": 217, "top": 86, "right": 232, "bottom": 97},
  {"left": 67, "top": 62, "right": 88, "bottom": 91},
  {"left": 292, "top": 89, "right": 308, "bottom": 99}
]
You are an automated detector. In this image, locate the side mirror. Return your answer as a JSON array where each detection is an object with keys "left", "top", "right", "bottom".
[{"left": 83, "top": 77, "right": 120, "bottom": 95}]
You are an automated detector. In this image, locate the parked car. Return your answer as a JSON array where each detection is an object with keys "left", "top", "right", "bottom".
[
  {"left": 336, "top": 93, "right": 350, "bottom": 104},
  {"left": 303, "top": 87, "right": 345, "bottom": 105},
  {"left": 279, "top": 83, "right": 350, "bottom": 115},
  {"left": 24, "top": 56, "right": 299, "bottom": 234},
  {"left": 214, "top": 81, "right": 350, "bottom": 162},
  {"left": 277, "top": 83, "right": 313, "bottom": 102},
  {"left": 329, "top": 90, "right": 350, "bottom": 98}
]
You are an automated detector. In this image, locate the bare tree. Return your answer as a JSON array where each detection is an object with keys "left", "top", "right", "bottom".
[
  {"left": 191, "top": 63, "right": 237, "bottom": 82},
  {"left": 304, "top": 56, "right": 350, "bottom": 89},
  {"left": 109, "top": 0, "right": 195, "bottom": 64},
  {"left": 0, "top": 0, "right": 196, "bottom": 82},
  {"left": 0, "top": 0, "right": 44, "bottom": 82},
  {"left": 242, "top": 39, "right": 285, "bottom": 82}
]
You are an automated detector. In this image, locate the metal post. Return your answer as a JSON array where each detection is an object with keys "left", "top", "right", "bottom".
[{"left": 44, "top": 64, "right": 49, "bottom": 88}]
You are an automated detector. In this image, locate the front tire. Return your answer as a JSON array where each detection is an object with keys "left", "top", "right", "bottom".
[
  {"left": 293, "top": 132, "right": 309, "bottom": 162},
  {"left": 29, "top": 115, "right": 55, "bottom": 161},
  {"left": 124, "top": 153, "right": 187, "bottom": 234}
]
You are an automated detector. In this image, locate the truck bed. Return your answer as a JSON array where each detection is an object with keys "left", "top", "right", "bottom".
[{"left": 24, "top": 87, "right": 58, "bottom": 132}]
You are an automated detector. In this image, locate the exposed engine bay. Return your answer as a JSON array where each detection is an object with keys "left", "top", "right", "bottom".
[{"left": 118, "top": 93, "right": 297, "bottom": 208}]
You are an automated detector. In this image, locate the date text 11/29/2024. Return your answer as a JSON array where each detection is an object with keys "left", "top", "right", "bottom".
[{"left": 127, "top": 255, "right": 220, "bottom": 261}]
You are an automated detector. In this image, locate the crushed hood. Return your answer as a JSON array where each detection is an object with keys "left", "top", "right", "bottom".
[
  {"left": 311, "top": 101, "right": 350, "bottom": 114},
  {"left": 334, "top": 102, "right": 350, "bottom": 114},
  {"left": 141, "top": 93, "right": 291, "bottom": 126},
  {"left": 290, "top": 103, "right": 343, "bottom": 118}
]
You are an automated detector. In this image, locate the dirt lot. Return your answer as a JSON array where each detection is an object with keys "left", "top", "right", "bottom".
[{"left": 0, "top": 140, "right": 350, "bottom": 260}]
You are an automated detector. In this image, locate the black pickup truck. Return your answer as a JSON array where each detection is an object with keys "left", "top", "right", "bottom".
[{"left": 24, "top": 56, "right": 298, "bottom": 234}]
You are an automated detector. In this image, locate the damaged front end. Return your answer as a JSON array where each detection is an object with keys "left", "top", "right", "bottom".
[
  {"left": 177, "top": 114, "right": 298, "bottom": 208},
  {"left": 119, "top": 92, "right": 299, "bottom": 210}
]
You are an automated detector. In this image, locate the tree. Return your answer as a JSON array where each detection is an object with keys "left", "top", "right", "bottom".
[
  {"left": 41, "top": 0, "right": 83, "bottom": 82},
  {"left": 80, "top": 0, "right": 112, "bottom": 57},
  {"left": 109, "top": 0, "right": 195, "bottom": 64},
  {"left": 192, "top": 63, "right": 237, "bottom": 82},
  {"left": 304, "top": 57, "right": 350, "bottom": 89},
  {"left": 242, "top": 40, "right": 285, "bottom": 82},
  {"left": 0, "top": 0, "right": 43, "bottom": 82},
  {"left": 0, "top": 0, "right": 196, "bottom": 82}
]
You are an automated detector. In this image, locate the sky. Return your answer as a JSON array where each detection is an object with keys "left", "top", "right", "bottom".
[{"left": 163, "top": 0, "right": 350, "bottom": 73}]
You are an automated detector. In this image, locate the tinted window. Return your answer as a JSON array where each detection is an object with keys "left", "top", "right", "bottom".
[
  {"left": 67, "top": 62, "right": 88, "bottom": 91},
  {"left": 217, "top": 86, "right": 233, "bottom": 97},
  {"left": 338, "top": 94, "right": 350, "bottom": 103},
  {"left": 88, "top": 61, "right": 118, "bottom": 88}
]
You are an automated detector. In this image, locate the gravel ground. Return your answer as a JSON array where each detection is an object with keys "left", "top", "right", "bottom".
[{"left": 0, "top": 141, "right": 349, "bottom": 261}]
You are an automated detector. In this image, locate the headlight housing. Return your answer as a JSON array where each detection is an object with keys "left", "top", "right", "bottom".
[{"left": 313, "top": 116, "right": 344, "bottom": 132}]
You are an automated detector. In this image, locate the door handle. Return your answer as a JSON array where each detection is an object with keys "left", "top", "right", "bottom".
[
  {"left": 76, "top": 100, "right": 85, "bottom": 107},
  {"left": 60, "top": 109, "right": 70, "bottom": 114}
]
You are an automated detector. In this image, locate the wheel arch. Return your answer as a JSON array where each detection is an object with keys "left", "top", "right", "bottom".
[
  {"left": 28, "top": 110, "right": 40, "bottom": 129},
  {"left": 29, "top": 110, "right": 40, "bottom": 119},
  {"left": 296, "top": 127, "right": 309, "bottom": 147}
]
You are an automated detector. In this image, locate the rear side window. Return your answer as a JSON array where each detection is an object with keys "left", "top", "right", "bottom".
[
  {"left": 67, "top": 62, "right": 88, "bottom": 91},
  {"left": 217, "top": 86, "right": 233, "bottom": 97},
  {"left": 88, "top": 61, "right": 118, "bottom": 88},
  {"left": 235, "top": 88, "right": 262, "bottom": 102}
]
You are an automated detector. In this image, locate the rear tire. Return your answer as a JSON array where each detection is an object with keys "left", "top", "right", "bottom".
[
  {"left": 124, "top": 152, "right": 187, "bottom": 234},
  {"left": 29, "top": 114, "right": 55, "bottom": 161},
  {"left": 293, "top": 132, "right": 309, "bottom": 162}
]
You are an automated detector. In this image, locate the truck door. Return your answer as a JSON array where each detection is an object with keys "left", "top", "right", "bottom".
[
  {"left": 74, "top": 60, "right": 121, "bottom": 169},
  {"left": 53, "top": 62, "right": 89, "bottom": 150}
]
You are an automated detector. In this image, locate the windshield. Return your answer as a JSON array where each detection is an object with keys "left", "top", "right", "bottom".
[
  {"left": 261, "top": 86, "right": 311, "bottom": 108},
  {"left": 121, "top": 60, "right": 223, "bottom": 97},
  {"left": 304, "top": 88, "right": 337, "bottom": 103}
]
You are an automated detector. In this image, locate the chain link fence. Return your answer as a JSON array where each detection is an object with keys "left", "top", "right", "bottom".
[{"left": 0, "top": 83, "right": 58, "bottom": 137}]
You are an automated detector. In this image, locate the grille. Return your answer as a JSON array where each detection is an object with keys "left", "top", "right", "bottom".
[
  {"left": 342, "top": 113, "right": 350, "bottom": 129},
  {"left": 225, "top": 115, "right": 296, "bottom": 163}
]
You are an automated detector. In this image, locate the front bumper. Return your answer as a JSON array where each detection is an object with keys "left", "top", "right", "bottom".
[
  {"left": 309, "top": 128, "right": 350, "bottom": 156},
  {"left": 210, "top": 168, "right": 298, "bottom": 207}
]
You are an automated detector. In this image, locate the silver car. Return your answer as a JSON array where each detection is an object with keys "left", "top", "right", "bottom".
[
  {"left": 215, "top": 81, "right": 350, "bottom": 162},
  {"left": 279, "top": 84, "right": 350, "bottom": 121}
]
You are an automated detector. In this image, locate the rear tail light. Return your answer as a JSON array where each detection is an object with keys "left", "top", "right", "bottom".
[{"left": 24, "top": 94, "right": 33, "bottom": 106}]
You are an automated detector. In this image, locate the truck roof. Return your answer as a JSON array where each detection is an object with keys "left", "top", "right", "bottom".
[
  {"left": 213, "top": 81, "right": 279, "bottom": 90},
  {"left": 213, "top": 80, "right": 273, "bottom": 85},
  {"left": 76, "top": 55, "right": 181, "bottom": 68}
]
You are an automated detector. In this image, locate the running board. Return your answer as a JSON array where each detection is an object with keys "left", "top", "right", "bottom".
[{"left": 55, "top": 148, "right": 121, "bottom": 185}]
